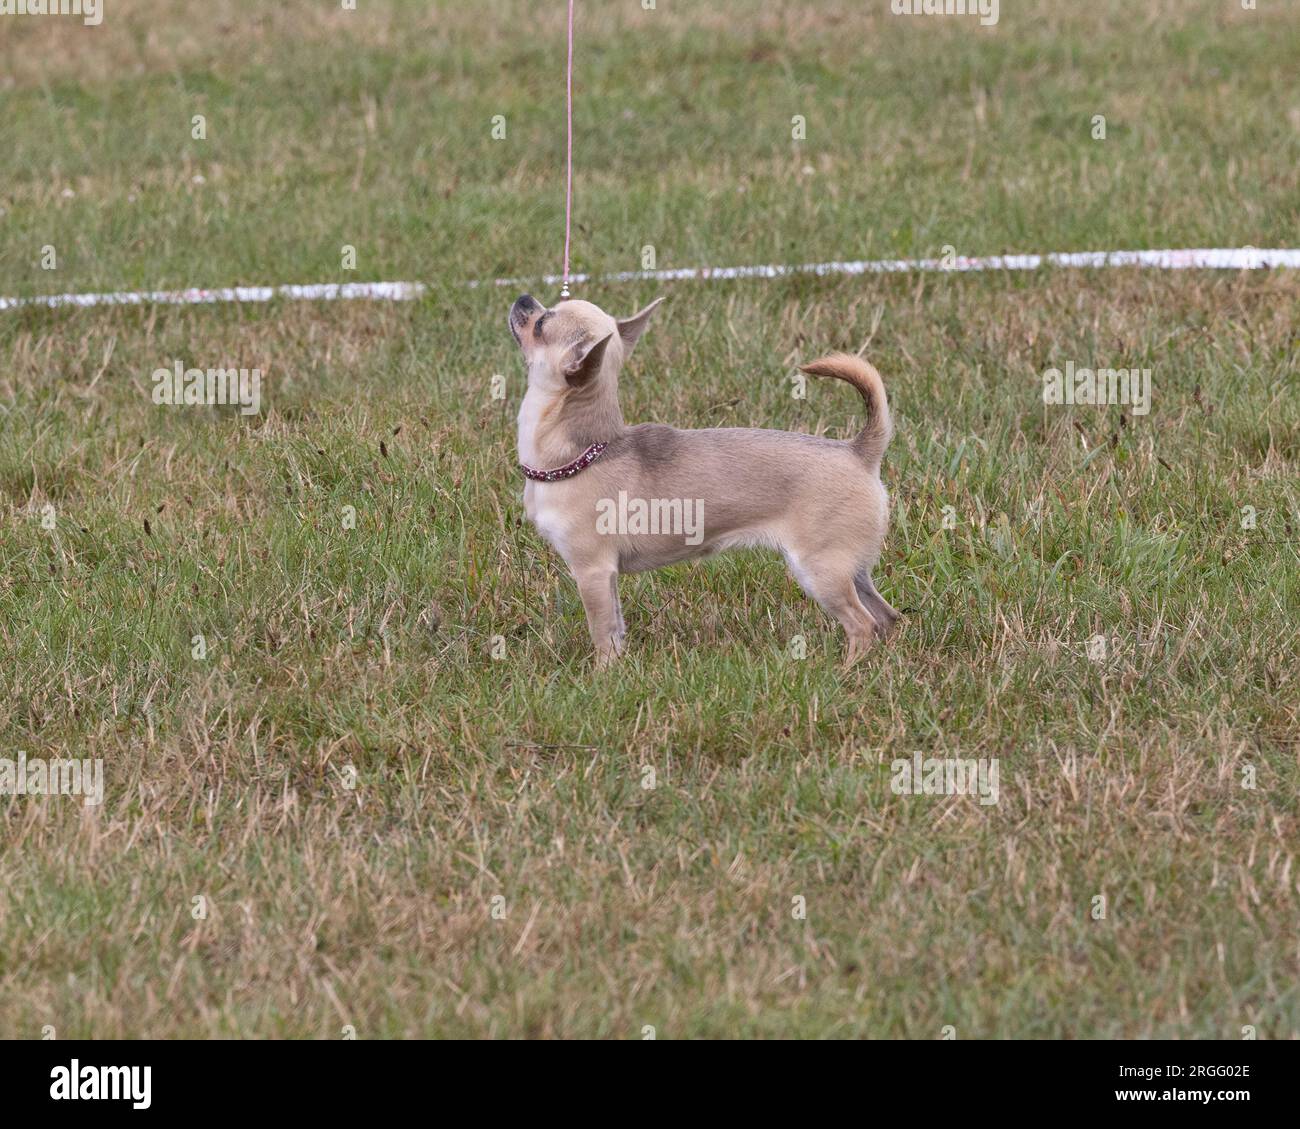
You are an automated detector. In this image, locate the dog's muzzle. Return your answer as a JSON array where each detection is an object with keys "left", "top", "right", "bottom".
[{"left": 510, "top": 294, "right": 541, "bottom": 339}]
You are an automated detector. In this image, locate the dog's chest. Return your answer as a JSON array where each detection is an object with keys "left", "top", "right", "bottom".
[
  {"left": 518, "top": 387, "right": 576, "bottom": 555},
  {"left": 523, "top": 482, "right": 572, "bottom": 556}
]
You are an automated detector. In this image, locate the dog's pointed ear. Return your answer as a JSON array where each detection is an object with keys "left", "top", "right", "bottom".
[
  {"left": 616, "top": 297, "right": 664, "bottom": 357},
  {"left": 563, "top": 332, "right": 614, "bottom": 387}
]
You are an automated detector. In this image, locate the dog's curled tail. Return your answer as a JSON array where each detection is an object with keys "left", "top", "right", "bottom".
[{"left": 800, "top": 353, "right": 893, "bottom": 468}]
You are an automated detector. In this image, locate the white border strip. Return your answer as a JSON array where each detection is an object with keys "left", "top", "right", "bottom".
[{"left": 2, "top": 248, "right": 1297, "bottom": 312}]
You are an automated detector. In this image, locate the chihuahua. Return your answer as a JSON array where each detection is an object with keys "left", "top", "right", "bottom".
[{"left": 510, "top": 293, "right": 898, "bottom": 666}]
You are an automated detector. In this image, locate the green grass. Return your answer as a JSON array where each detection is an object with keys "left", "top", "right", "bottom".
[{"left": 1, "top": 0, "right": 1298, "bottom": 1038}]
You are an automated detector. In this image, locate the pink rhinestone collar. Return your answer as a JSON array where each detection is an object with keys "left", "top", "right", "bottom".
[{"left": 520, "top": 442, "right": 608, "bottom": 483}]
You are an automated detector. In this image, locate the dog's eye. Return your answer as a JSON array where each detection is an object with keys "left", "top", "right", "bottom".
[{"left": 533, "top": 313, "right": 551, "bottom": 340}]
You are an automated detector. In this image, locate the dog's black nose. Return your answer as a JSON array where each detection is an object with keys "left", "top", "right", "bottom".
[{"left": 509, "top": 294, "right": 541, "bottom": 341}]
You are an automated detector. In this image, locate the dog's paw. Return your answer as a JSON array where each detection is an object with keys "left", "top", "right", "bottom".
[{"left": 842, "top": 632, "right": 876, "bottom": 668}]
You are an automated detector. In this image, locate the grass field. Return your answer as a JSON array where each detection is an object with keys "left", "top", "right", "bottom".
[{"left": 2, "top": 0, "right": 1299, "bottom": 1039}]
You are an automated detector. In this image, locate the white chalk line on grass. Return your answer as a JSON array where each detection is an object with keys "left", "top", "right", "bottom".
[{"left": 2, "top": 247, "right": 1298, "bottom": 312}]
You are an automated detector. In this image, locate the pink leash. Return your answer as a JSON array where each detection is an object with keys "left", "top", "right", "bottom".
[{"left": 560, "top": 0, "right": 575, "bottom": 299}]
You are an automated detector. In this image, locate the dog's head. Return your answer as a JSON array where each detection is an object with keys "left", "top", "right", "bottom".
[{"left": 509, "top": 294, "right": 663, "bottom": 392}]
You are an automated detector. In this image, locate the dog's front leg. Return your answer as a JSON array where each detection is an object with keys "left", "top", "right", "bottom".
[
  {"left": 610, "top": 573, "right": 626, "bottom": 645},
  {"left": 573, "top": 566, "right": 624, "bottom": 667}
]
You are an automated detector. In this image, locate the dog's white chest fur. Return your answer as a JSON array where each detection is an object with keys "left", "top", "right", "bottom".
[
  {"left": 522, "top": 482, "right": 572, "bottom": 557},
  {"left": 518, "top": 387, "right": 574, "bottom": 556}
]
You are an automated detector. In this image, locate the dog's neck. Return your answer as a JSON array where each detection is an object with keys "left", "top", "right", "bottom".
[{"left": 518, "top": 363, "right": 625, "bottom": 470}]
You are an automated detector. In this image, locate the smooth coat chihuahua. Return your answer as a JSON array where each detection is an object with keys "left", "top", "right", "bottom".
[{"left": 510, "top": 293, "right": 899, "bottom": 666}]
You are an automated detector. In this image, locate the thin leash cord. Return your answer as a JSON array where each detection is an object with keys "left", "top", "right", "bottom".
[{"left": 560, "top": 0, "right": 574, "bottom": 299}]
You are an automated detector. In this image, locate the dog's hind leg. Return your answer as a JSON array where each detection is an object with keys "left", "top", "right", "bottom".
[
  {"left": 786, "top": 550, "right": 878, "bottom": 666},
  {"left": 854, "top": 571, "right": 901, "bottom": 640}
]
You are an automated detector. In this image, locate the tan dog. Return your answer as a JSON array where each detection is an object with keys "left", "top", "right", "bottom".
[{"left": 510, "top": 293, "right": 898, "bottom": 666}]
